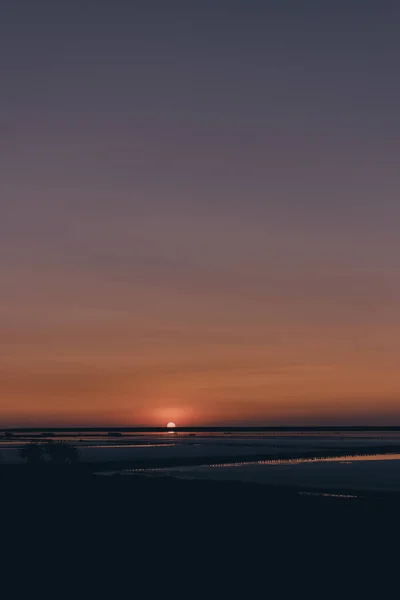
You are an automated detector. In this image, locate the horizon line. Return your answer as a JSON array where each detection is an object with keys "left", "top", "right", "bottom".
[{"left": 2, "top": 425, "right": 400, "bottom": 432}]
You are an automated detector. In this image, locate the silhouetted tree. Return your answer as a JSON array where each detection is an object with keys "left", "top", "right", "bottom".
[
  {"left": 19, "top": 441, "right": 80, "bottom": 465},
  {"left": 44, "top": 441, "right": 80, "bottom": 464},
  {"left": 19, "top": 443, "right": 45, "bottom": 464}
]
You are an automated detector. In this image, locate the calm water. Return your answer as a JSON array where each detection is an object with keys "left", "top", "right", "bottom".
[
  {"left": 2, "top": 429, "right": 400, "bottom": 475},
  {"left": 3, "top": 428, "right": 400, "bottom": 491},
  {"left": 3, "top": 428, "right": 400, "bottom": 444},
  {"left": 140, "top": 452, "right": 400, "bottom": 493}
]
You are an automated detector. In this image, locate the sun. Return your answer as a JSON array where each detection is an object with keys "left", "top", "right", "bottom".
[{"left": 167, "top": 422, "right": 176, "bottom": 429}]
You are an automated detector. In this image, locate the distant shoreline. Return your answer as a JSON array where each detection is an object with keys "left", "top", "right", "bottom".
[{"left": 3, "top": 425, "right": 400, "bottom": 433}]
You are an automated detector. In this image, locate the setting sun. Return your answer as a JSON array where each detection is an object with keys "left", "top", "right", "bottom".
[{"left": 167, "top": 422, "right": 176, "bottom": 429}]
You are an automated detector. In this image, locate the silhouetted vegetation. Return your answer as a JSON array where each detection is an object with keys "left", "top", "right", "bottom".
[
  {"left": 19, "top": 441, "right": 79, "bottom": 465},
  {"left": 19, "top": 443, "right": 45, "bottom": 465},
  {"left": 44, "top": 441, "right": 80, "bottom": 464}
]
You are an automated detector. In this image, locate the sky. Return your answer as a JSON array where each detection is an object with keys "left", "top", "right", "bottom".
[{"left": 1, "top": 1, "right": 400, "bottom": 427}]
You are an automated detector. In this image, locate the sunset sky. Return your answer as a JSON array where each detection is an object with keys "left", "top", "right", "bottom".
[{"left": 1, "top": 1, "right": 400, "bottom": 426}]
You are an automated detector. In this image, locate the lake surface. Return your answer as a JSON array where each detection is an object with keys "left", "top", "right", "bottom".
[
  {"left": 2, "top": 429, "right": 400, "bottom": 478},
  {"left": 132, "top": 453, "right": 400, "bottom": 493},
  {"left": 3, "top": 428, "right": 400, "bottom": 492}
]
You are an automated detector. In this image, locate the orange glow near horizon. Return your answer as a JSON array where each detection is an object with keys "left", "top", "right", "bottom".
[
  {"left": 3, "top": 267, "right": 400, "bottom": 428},
  {"left": 2, "top": 292, "right": 400, "bottom": 427}
]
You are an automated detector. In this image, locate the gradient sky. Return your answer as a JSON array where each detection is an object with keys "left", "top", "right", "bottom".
[{"left": 1, "top": 1, "right": 400, "bottom": 426}]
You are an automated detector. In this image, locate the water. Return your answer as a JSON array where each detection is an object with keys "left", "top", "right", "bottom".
[
  {"left": 3, "top": 428, "right": 400, "bottom": 447},
  {"left": 141, "top": 452, "right": 400, "bottom": 493},
  {"left": 0, "top": 429, "right": 400, "bottom": 486}
]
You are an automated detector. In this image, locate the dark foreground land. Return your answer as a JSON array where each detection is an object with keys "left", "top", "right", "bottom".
[{"left": 2, "top": 464, "right": 399, "bottom": 592}]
